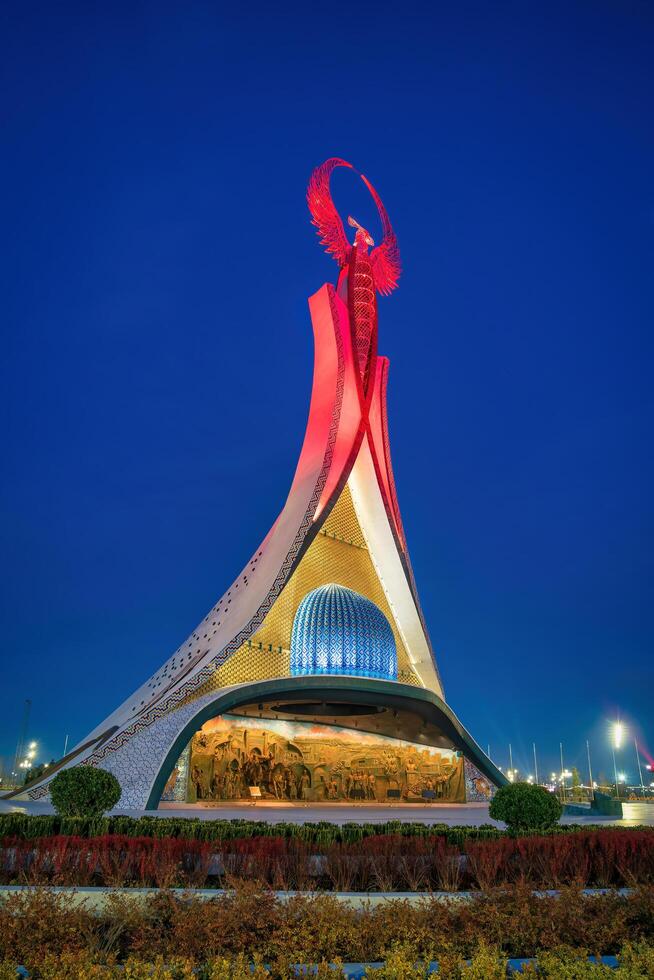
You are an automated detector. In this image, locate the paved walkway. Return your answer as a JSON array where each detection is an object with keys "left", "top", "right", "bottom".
[
  {"left": 2, "top": 797, "right": 652, "bottom": 826},
  {"left": 160, "top": 801, "right": 503, "bottom": 825}
]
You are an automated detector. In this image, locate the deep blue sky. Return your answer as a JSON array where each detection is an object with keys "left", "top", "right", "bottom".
[{"left": 2, "top": 2, "right": 653, "bottom": 786}]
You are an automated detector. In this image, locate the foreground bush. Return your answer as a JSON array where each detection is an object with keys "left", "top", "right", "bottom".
[
  {"left": 1, "top": 884, "right": 654, "bottom": 968},
  {"left": 49, "top": 766, "right": 121, "bottom": 818},
  {"left": 489, "top": 782, "right": 562, "bottom": 832},
  {"left": 1, "top": 829, "right": 653, "bottom": 890},
  {"left": 0, "top": 945, "right": 648, "bottom": 977},
  {"left": 1, "top": 946, "right": 642, "bottom": 978}
]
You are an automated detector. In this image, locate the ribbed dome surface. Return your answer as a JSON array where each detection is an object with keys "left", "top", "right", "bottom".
[{"left": 290, "top": 583, "right": 398, "bottom": 680}]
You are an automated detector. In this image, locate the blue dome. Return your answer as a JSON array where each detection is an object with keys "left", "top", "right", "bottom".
[{"left": 290, "top": 583, "right": 398, "bottom": 681}]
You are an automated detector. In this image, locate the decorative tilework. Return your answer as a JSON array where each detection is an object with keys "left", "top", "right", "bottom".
[
  {"left": 160, "top": 743, "right": 191, "bottom": 802},
  {"left": 464, "top": 757, "right": 496, "bottom": 802}
]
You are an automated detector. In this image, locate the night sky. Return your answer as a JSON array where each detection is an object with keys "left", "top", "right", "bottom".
[{"left": 2, "top": 2, "right": 653, "bottom": 786}]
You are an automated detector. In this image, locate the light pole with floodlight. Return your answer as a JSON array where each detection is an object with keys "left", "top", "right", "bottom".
[
  {"left": 634, "top": 738, "right": 645, "bottom": 796},
  {"left": 611, "top": 722, "right": 624, "bottom": 799}
]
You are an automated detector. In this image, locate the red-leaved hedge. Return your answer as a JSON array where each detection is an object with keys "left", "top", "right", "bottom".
[{"left": 1, "top": 829, "right": 653, "bottom": 890}]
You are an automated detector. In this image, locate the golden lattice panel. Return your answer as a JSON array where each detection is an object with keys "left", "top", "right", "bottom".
[
  {"left": 178, "top": 483, "right": 421, "bottom": 710},
  {"left": 320, "top": 484, "right": 368, "bottom": 549}
]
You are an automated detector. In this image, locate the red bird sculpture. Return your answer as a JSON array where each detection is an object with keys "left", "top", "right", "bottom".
[{"left": 307, "top": 158, "right": 401, "bottom": 394}]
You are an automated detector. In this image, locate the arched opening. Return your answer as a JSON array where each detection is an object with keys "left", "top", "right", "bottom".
[{"left": 148, "top": 676, "right": 506, "bottom": 809}]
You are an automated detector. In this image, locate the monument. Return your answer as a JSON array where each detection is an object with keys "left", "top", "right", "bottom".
[{"left": 10, "top": 159, "right": 505, "bottom": 808}]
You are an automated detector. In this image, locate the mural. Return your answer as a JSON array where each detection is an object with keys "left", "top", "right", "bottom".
[
  {"left": 464, "top": 758, "right": 494, "bottom": 802},
  {"left": 185, "top": 714, "right": 466, "bottom": 803},
  {"left": 161, "top": 743, "right": 191, "bottom": 802}
]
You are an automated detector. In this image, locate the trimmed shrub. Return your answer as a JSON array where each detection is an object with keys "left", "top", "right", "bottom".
[
  {"left": 50, "top": 765, "right": 121, "bottom": 818},
  {"left": 489, "top": 781, "right": 562, "bottom": 832}
]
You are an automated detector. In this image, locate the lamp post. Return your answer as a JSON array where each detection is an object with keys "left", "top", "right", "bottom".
[
  {"left": 586, "top": 740, "right": 594, "bottom": 795},
  {"left": 18, "top": 741, "right": 38, "bottom": 784},
  {"left": 533, "top": 743, "right": 539, "bottom": 785},
  {"left": 634, "top": 738, "right": 645, "bottom": 797},
  {"left": 559, "top": 742, "right": 566, "bottom": 802},
  {"left": 12, "top": 699, "right": 31, "bottom": 785},
  {"left": 611, "top": 722, "right": 624, "bottom": 799}
]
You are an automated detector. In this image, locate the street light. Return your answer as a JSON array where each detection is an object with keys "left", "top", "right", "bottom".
[
  {"left": 634, "top": 738, "right": 645, "bottom": 796},
  {"left": 611, "top": 722, "right": 625, "bottom": 799}
]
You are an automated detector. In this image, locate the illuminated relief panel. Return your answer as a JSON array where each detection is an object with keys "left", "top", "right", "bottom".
[{"left": 185, "top": 715, "right": 465, "bottom": 804}]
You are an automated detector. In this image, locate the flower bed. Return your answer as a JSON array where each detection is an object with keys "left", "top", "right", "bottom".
[
  {"left": 1, "top": 830, "right": 653, "bottom": 890},
  {"left": 0, "top": 886, "right": 654, "bottom": 975}
]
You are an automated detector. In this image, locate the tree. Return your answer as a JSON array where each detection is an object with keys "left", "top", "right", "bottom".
[
  {"left": 50, "top": 766, "right": 121, "bottom": 818},
  {"left": 489, "top": 782, "right": 562, "bottom": 832}
]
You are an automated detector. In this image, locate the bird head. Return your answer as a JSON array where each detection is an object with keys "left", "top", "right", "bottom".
[{"left": 347, "top": 215, "right": 375, "bottom": 248}]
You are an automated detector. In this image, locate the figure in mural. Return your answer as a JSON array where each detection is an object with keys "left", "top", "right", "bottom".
[
  {"left": 272, "top": 767, "right": 284, "bottom": 799},
  {"left": 192, "top": 764, "right": 210, "bottom": 801}
]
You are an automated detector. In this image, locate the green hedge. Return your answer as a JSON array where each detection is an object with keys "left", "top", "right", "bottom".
[{"left": 0, "top": 813, "right": 651, "bottom": 845}]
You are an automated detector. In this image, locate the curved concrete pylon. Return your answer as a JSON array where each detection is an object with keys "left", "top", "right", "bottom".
[{"left": 11, "top": 217, "right": 502, "bottom": 807}]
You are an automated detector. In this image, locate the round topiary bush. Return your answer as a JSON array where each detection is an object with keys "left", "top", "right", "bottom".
[
  {"left": 489, "top": 782, "right": 562, "bottom": 832},
  {"left": 50, "top": 765, "right": 121, "bottom": 818}
]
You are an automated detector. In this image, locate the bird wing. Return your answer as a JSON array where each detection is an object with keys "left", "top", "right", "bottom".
[
  {"left": 361, "top": 173, "right": 402, "bottom": 296},
  {"left": 307, "top": 158, "right": 353, "bottom": 267}
]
